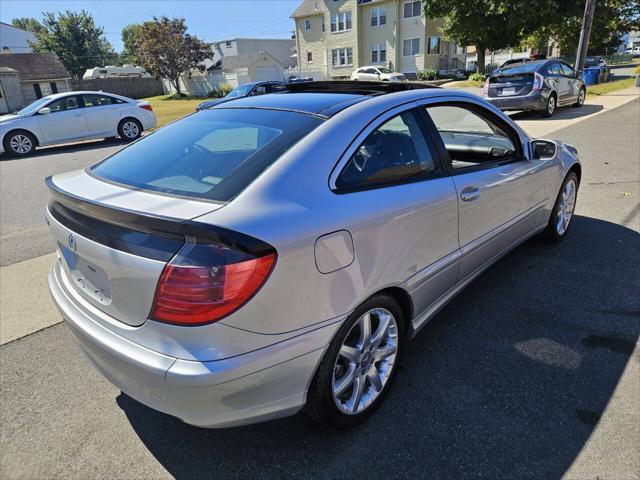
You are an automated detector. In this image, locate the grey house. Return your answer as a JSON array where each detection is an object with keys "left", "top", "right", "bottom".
[{"left": 0, "top": 52, "right": 72, "bottom": 113}]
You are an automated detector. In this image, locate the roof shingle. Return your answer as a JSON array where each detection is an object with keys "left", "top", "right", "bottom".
[
  {"left": 291, "top": 0, "right": 325, "bottom": 18},
  {"left": 0, "top": 52, "right": 71, "bottom": 81}
]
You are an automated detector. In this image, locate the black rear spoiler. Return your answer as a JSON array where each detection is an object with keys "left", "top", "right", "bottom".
[{"left": 46, "top": 176, "right": 274, "bottom": 261}]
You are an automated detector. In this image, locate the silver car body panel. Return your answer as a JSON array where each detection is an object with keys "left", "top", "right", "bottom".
[{"left": 47, "top": 88, "right": 580, "bottom": 427}]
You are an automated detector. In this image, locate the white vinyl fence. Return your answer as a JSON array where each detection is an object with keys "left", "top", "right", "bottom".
[{"left": 162, "top": 71, "right": 237, "bottom": 97}]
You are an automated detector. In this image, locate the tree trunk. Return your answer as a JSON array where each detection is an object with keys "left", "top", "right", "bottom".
[
  {"left": 476, "top": 47, "right": 486, "bottom": 74},
  {"left": 172, "top": 77, "right": 181, "bottom": 96}
]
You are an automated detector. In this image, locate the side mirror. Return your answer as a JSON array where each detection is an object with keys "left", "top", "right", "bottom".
[
  {"left": 532, "top": 139, "right": 557, "bottom": 160},
  {"left": 38, "top": 107, "right": 51, "bottom": 115}
]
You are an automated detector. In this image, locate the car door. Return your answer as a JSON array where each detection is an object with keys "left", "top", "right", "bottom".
[
  {"left": 547, "top": 62, "right": 570, "bottom": 102},
  {"left": 366, "top": 68, "right": 381, "bottom": 81},
  {"left": 560, "top": 63, "right": 579, "bottom": 102},
  {"left": 80, "top": 94, "right": 123, "bottom": 136},
  {"left": 36, "top": 95, "right": 89, "bottom": 144},
  {"left": 422, "top": 101, "right": 549, "bottom": 280},
  {"left": 330, "top": 105, "right": 460, "bottom": 320}
]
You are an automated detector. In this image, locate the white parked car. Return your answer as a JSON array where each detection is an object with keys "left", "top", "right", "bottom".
[
  {"left": 0, "top": 91, "right": 157, "bottom": 156},
  {"left": 350, "top": 66, "right": 406, "bottom": 82}
]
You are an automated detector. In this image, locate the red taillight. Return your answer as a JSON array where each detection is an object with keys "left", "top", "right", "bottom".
[
  {"left": 482, "top": 78, "right": 489, "bottom": 97},
  {"left": 532, "top": 72, "right": 544, "bottom": 91},
  {"left": 151, "top": 243, "right": 276, "bottom": 326},
  {"left": 139, "top": 104, "right": 153, "bottom": 111}
]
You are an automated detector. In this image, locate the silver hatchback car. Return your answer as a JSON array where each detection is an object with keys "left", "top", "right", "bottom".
[{"left": 47, "top": 82, "right": 581, "bottom": 429}]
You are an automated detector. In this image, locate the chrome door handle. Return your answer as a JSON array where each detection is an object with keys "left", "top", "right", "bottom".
[{"left": 460, "top": 187, "right": 480, "bottom": 202}]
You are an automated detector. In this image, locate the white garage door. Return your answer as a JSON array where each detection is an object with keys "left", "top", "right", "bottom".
[{"left": 252, "top": 66, "right": 281, "bottom": 82}]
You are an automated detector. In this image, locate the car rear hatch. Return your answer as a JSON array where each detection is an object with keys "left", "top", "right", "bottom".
[
  {"left": 46, "top": 170, "right": 224, "bottom": 327},
  {"left": 488, "top": 73, "right": 535, "bottom": 98}
]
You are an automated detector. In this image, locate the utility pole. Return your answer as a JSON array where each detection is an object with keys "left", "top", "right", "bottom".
[{"left": 575, "top": 0, "right": 597, "bottom": 73}]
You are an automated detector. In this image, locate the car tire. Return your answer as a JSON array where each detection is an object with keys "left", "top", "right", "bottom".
[
  {"left": 542, "top": 171, "right": 579, "bottom": 243},
  {"left": 117, "top": 118, "right": 142, "bottom": 141},
  {"left": 3, "top": 130, "right": 36, "bottom": 156},
  {"left": 543, "top": 93, "right": 557, "bottom": 117},
  {"left": 572, "top": 87, "right": 586, "bottom": 108},
  {"left": 304, "top": 294, "right": 405, "bottom": 428}
]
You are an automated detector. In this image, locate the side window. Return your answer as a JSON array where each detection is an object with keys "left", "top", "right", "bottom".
[
  {"left": 267, "top": 84, "right": 287, "bottom": 93},
  {"left": 426, "top": 105, "right": 518, "bottom": 170},
  {"left": 47, "top": 98, "right": 66, "bottom": 113},
  {"left": 547, "top": 63, "right": 562, "bottom": 75},
  {"left": 336, "top": 111, "right": 437, "bottom": 191},
  {"left": 47, "top": 96, "right": 81, "bottom": 113},
  {"left": 560, "top": 63, "right": 575, "bottom": 77},
  {"left": 64, "top": 96, "right": 81, "bottom": 110},
  {"left": 252, "top": 86, "right": 268, "bottom": 95},
  {"left": 82, "top": 94, "right": 115, "bottom": 107}
]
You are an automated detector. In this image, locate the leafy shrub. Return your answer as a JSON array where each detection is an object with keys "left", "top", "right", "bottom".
[
  {"left": 210, "top": 83, "right": 234, "bottom": 98},
  {"left": 416, "top": 68, "right": 437, "bottom": 81},
  {"left": 468, "top": 73, "right": 487, "bottom": 82}
]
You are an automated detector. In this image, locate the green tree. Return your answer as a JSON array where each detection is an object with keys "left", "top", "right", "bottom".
[
  {"left": 423, "top": 1, "right": 568, "bottom": 72},
  {"left": 121, "top": 23, "right": 145, "bottom": 64},
  {"left": 28, "top": 10, "right": 114, "bottom": 80},
  {"left": 11, "top": 17, "right": 45, "bottom": 36},
  {"left": 135, "top": 17, "right": 212, "bottom": 95},
  {"left": 551, "top": 0, "right": 640, "bottom": 56}
]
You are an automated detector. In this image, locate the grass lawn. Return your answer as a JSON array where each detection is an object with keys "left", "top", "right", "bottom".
[
  {"left": 144, "top": 95, "right": 204, "bottom": 128},
  {"left": 587, "top": 77, "right": 636, "bottom": 96}
]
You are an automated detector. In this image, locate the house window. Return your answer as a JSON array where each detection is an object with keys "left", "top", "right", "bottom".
[
  {"left": 225, "top": 41, "right": 232, "bottom": 48},
  {"left": 50, "top": 82, "right": 58, "bottom": 94},
  {"left": 322, "top": 16, "right": 325, "bottom": 32},
  {"left": 371, "top": 6, "right": 387, "bottom": 26},
  {"left": 403, "top": 38, "right": 420, "bottom": 56},
  {"left": 332, "top": 47, "right": 353, "bottom": 67},
  {"left": 305, "top": 19, "right": 312, "bottom": 31},
  {"left": 427, "top": 37, "right": 440, "bottom": 54},
  {"left": 33, "top": 83, "right": 42, "bottom": 99},
  {"left": 330, "top": 11, "right": 352, "bottom": 32},
  {"left": 372, "top": 44, "right": 387, "bottom": 63},
  {"left": 307, "top": 51, "right": 313, "bottom": 63},
  {"left": 403, "top": 0, "right": 422, "bottom": 19}
]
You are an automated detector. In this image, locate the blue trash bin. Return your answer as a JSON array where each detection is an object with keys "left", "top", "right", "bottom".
[{"left": 581, "top": 67, "right": 600, "bottom": 85}]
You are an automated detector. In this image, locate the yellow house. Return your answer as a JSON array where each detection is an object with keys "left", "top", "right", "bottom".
[{"left": 291, "top": 0, "right": 466, "bottom": 79}]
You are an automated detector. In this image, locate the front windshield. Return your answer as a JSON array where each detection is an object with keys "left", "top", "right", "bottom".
[
  {"left": 377, "top": 67, "right": 392, "bottom": 73},
  {"left": 15, "top": 97, "right": 51, "bottom": 115},
  {"left": 225, "top": 84, "right": 254, "bottom": 99}
]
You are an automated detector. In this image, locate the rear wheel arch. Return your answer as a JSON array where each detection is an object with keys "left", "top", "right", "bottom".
[{"left": 375, "top": 286, "right": 413, "bottom": 326}]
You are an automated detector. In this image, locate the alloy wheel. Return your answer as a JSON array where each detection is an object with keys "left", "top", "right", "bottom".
[
  {"left": 332, "top": 308, "right": 399, "bottom": 415},
  {"left": 578, "top": 89, "right": 585, "bottom": 106},
  {"left": 122, "top": 121, "right": 139, "bottom": 139},
  {"left": 556, "top": 178, "right": 577, "bottom": 235},
  {"left": 548, "top": 96, "right": 556, "bottom": 115},
  {"left": 9, "top": 134, "right": 33, "bottom": 154}
]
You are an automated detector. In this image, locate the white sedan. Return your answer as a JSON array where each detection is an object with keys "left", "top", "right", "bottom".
[
  {"left": 350, "top": 66, "right": 406, "bottom": 82},
  {"left": 0, "top": 91, "right": 157, "bottom": 156}
]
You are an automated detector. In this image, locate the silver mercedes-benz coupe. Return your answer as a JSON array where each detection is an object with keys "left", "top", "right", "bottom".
[{"left": 47, "top": 82, "right": 581, "bottom": 429}]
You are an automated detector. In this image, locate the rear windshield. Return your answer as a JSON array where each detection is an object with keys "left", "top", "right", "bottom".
[
  {"left": 91, "top": 108, "right": 322, "bottom": 202},
  {"left": 494, "top": 63, "right": 540, "bottom": 75}
]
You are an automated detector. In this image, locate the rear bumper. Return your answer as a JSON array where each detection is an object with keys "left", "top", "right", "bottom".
[
  {"left": 49, "top": 261, "right": 336, "bottom": 428},
  {"left": 485, "top": 91, "right": 548, "bottom": 111}
]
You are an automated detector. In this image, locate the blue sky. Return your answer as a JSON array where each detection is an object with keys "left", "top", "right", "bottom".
[{"left": 1, "top": 0, "right": 301, "bottom": 51}]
